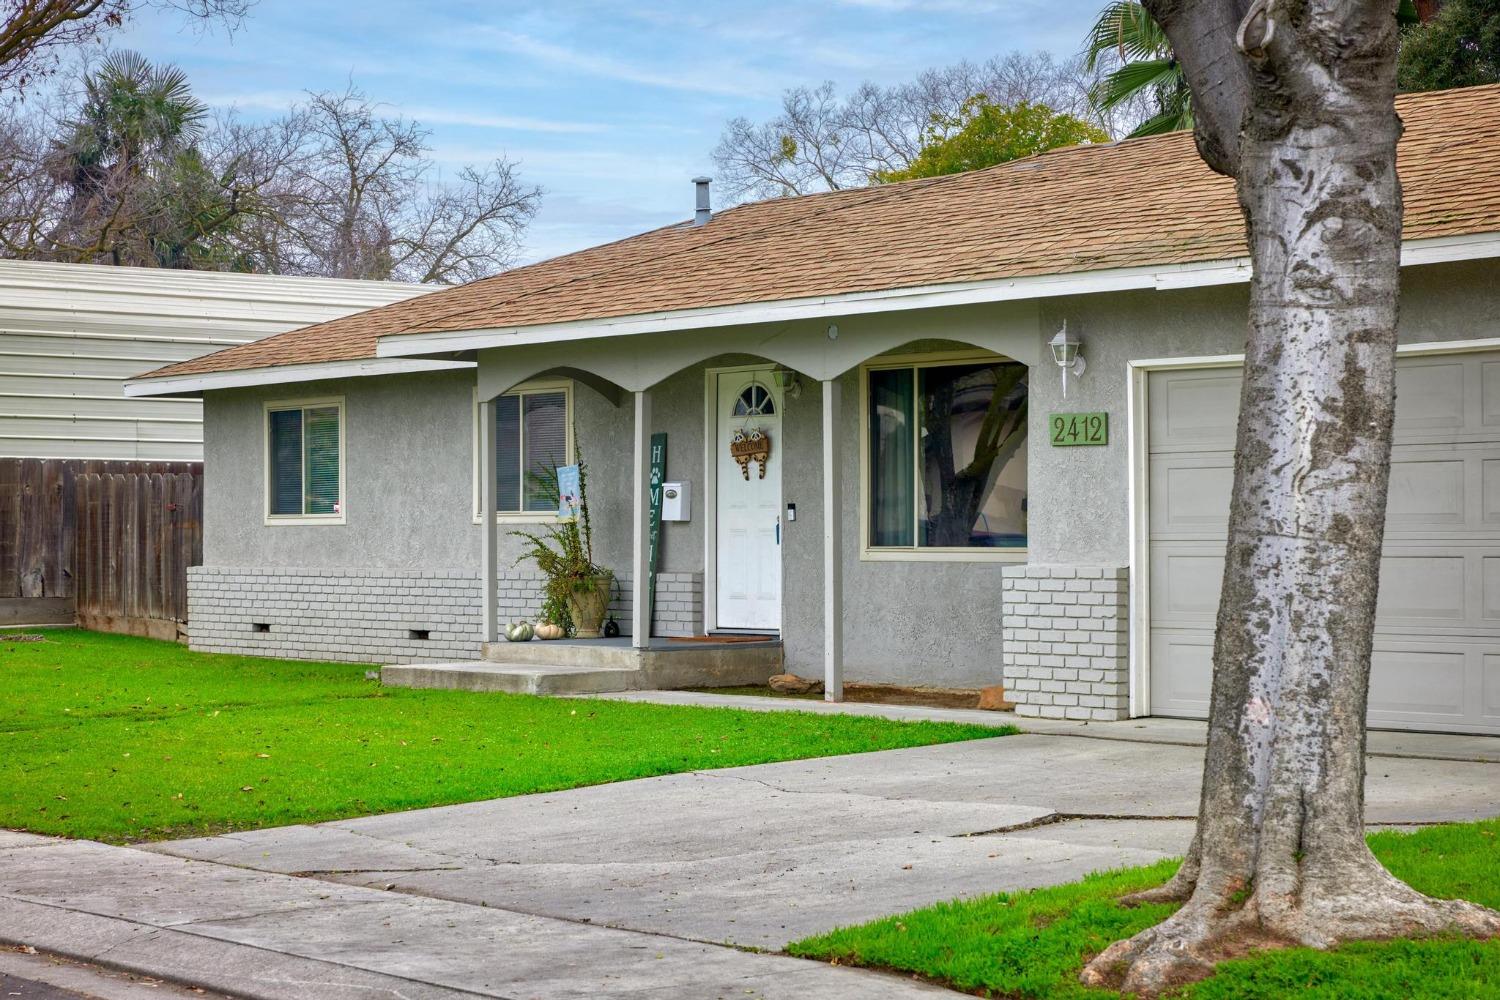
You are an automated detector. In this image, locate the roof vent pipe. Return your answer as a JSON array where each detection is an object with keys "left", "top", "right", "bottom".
[{"left": 693, "top": 177, "right": 712, "bottom": 226}]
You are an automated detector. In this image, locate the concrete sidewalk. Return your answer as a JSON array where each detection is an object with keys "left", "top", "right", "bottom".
[
  {"left": 0, "top": 833, "right": 950, "bottom": 1000},
  {"left": 5, "top": 728, "right": 1497, "bottom": 999},
  {"left": 593, "top": 690, "right": 1500, "bottom": 761}
]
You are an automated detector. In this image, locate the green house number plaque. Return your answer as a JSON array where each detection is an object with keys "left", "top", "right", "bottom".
[{"left": 1050, "top": 412, "right": 1108, "bottom": 447}]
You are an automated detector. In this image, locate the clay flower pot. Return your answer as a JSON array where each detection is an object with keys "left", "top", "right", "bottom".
[{"left": 567, "top": 577, "right": 612, "bottom": 639}]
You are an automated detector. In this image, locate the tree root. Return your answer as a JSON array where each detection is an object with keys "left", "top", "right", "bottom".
[
  {"left": 1118, "top": 850, "right": 1199, "bottom": 907},
  {"left": 1080, "top": 868, "right": 1500, "bottom": 998}
]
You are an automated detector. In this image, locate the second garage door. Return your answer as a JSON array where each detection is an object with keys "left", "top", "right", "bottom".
[{"left": 1147, "top": 351, "right": 1500, "bottom": 735}]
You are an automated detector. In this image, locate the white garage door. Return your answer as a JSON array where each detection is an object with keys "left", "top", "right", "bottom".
[{"left": 1147, "top": 352, "right": 1500, "bottom": 735}]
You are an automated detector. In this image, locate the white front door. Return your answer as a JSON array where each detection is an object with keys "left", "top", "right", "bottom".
[{"left": 715, "top": 371, "right": 782, "bottom": 631}]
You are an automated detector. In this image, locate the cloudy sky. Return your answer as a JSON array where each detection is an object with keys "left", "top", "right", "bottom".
[{"left": 115, "top": 0, "right": 1101, "bottom": 264}]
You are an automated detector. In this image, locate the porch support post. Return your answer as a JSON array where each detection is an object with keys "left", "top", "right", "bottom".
[
  {"left": 822, "top": 378, "right": 844, "bottom": 702},
  {"left": 478, "top": 397, "right": 499, "bottom": 646},
  {"left": 631, "top": 389, "right": 652, "bottom": 648}
]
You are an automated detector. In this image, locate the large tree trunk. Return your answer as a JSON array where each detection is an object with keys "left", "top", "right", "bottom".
[{"left": 1081, "top": 1, "right": 1500, "bottom": 994}]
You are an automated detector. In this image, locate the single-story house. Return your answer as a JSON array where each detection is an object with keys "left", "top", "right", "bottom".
[
  {"left": 127, "top": 84, "right": 1500, "bottom": 736},
  {"left": 1, "top": 260, "right": 424, "bottom": 462}
]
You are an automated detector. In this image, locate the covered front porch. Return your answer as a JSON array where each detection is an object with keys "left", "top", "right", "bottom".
[{"left": 424, "top": 301, "right": 1043, "bottom": 700}]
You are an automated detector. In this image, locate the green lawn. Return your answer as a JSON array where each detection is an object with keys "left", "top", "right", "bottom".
[
  {"left": 790, "top": 819, "right": 1500, "bottom": 999},
  {"left": 0, "top": 629, "right": 1008, "bottom": 843}
]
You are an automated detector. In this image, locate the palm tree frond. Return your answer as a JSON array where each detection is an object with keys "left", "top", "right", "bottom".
[
  {"left": 1091, "top": 57, "right": 1183, "bottom": 109},
  {"left": 1126, "top": 103, "right": 1194, "bottom": 138},
  {"left": 1083, "top": 0, "right": 1170, "bottom": 70}
]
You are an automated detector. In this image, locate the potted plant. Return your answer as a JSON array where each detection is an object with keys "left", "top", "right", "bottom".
[{"left": 513, "top": 457, "right": 614, "bottom": 639}]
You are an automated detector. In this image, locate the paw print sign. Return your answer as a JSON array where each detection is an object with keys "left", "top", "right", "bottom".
[{"left": 729, "top": 427, "right": 772, "bottom": 480}]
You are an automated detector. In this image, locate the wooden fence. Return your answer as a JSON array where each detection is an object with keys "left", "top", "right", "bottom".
[{"left": 0, "top": 459, "right": 203, "bottom": 637}]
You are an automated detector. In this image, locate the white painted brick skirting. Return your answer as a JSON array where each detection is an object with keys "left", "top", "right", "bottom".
[
  {"left": 187, "top": 566, "right": 705, "bottom": 663},
  {"left": 1000, "top": 564, "right": 1129, "bottom": 721},
  {"left": 610, "top": 572, "right": 704, "bottom": 638}
]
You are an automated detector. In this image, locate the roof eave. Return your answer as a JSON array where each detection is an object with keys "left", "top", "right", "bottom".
[
  {"left": 125, "top": 357, "right": 475, "bottom": 398},
  {"left": 124, "top": 229, "right": 1500, "bottom": 394}
]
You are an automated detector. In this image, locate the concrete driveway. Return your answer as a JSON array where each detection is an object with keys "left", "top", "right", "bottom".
[
  {"left": 147, "top": 729, "right": 1499, "bottom": 950},
  {"left": 3, "top": 720, "right": 1497, "bottom": 999}
]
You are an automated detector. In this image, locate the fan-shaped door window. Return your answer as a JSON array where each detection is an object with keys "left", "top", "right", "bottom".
[{"left": 732, "top": 383, "right": 776, "bottom": 416}]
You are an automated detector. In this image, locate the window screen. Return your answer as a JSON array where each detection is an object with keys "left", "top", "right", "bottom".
[
  {"left": 268, "top": 402, "right": 341, "bottom": 518},
  {"left": 490, "top": 388, "right": 570, "bottom": 514}
]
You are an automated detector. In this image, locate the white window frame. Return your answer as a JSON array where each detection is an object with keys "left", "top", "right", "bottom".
[
  {"left": 263, "top": 395, "right": 346, "bottom": 526},
  {"left": 858, "top": 349, "right": 1028, "bottom": 563},
  {"left": 471, "top": 380, "right": 576, "bottom": 523}
]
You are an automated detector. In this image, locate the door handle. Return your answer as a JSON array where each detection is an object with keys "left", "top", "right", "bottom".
[{"left": 775, "top": 516, "right": 781, "bottom": 545}]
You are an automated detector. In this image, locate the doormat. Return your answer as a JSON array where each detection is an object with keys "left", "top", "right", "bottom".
[{"left": 667, "top": 634, "right": 776, "bottom": 644}]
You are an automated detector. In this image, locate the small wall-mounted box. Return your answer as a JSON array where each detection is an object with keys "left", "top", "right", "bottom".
[{"left": 661, "top": 481, "right": 691, "bottom": 521}]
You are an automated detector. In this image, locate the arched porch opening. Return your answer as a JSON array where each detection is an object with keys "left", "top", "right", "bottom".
[{"left": 473, "top": 307, "right": 1039, "bottom": 694}]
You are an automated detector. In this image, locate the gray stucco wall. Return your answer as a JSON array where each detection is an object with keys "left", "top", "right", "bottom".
[
  {"left": 193, "top": 258, "right": 1497, "bottom": 689},
  {"left": 203, "top": 369, "right": 638, "bottom": 573},
  {"left": 1024, "top": 257, "right": 1500, "bottom": 569}
]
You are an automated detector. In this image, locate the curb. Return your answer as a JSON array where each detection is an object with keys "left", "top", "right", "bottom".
[{"left": 0, "top": 896, "right": 491, "bottom": 1000}]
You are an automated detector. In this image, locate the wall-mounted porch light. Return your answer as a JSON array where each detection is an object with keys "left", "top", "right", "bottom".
[
  {"left": 1049, "top": 321, "right": 1086, "bottom": 398},
  {"left": 772, "top": 366, "right": 802, "bottom": 399}
]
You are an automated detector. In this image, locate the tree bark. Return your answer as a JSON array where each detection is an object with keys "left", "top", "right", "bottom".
[{"left": 1082, "top": 0, "right": 1500, "bottom": 994}]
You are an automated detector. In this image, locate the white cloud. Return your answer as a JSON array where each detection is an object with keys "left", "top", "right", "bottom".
[
  {"left": 473, "top": 29, "right": 776, "bottom": 99},
  {"left": 199, "top": 89, "right": 303, "bottom": 111},
  {"left": 404, "top": 108, "right": 608, "bottom": 134},
  {"left": 199, "top": 93, "right": 606, "bottom": 134}
]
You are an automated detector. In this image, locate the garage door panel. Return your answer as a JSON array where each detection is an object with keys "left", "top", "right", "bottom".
[
  {"left": 1478, "top": 557, "right": 1500, "bottom": 620},
  {"left": 1369, "top": 648, "right": 1467, "bottom": 722},
  {"left": 1484, "top": 654, "right": 1500, "bottom": 722},
  {"left": 1147, "top": 354, "right": 1500, "bottom": 735},
  {"left": 1148, "top": 370, "right": 1242, "bottom": 452},
  {"left": 1150, "top": 635, "right": 1490, "bottom": 732},
  {"left": 1386, "top": 458, "right": 1466, "bottom": 526},
  {"left": 1395, "top": 360, "right": 1466, "bottom": 432},
  {"left": 1481, "top": 361, "right": 1500, "bottom": 429},
  {"left": 1149, "top": 458, "right": 1233, "bottom": 536},
  {"left": 1375, "top": 554, "right": 1468, "bottom": 622},
  {"left": 1149, "top": 546, "right": 1223, "bottom": 623},
  {"left": 1482, "top": 460, "right": 1500, "bottom": 524},
  {"left": 1149, "top": 630, "right": 1213, "bottom": 718}
]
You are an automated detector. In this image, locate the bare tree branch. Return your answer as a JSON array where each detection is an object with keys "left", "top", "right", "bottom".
[
  {"left": 712, "top": 52, "right": 1129, "bottom": 202},
  {"left": 0, "top": 0, "right": 252, "bottom": 95},
  {"left": 0, "top": 71, "right": 539, "bottom": 282}
]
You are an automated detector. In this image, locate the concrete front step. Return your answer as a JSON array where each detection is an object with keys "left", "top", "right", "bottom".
[
  {"left": 383, "top": 640, "right": 783, "bottom": 696},
  {"left": 483, "top": 639, "right": 782, "bottom": 689},
  {"left": 382, "top": 660, "right": 644, "bottom": 695},
  {"left": 482, "top": 640, "right": 653, "bottom": 669}
]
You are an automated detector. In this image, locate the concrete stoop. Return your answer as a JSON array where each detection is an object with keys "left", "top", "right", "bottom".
[{"left": 381, "top": 637, "right": 782, "bottom": 696}]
